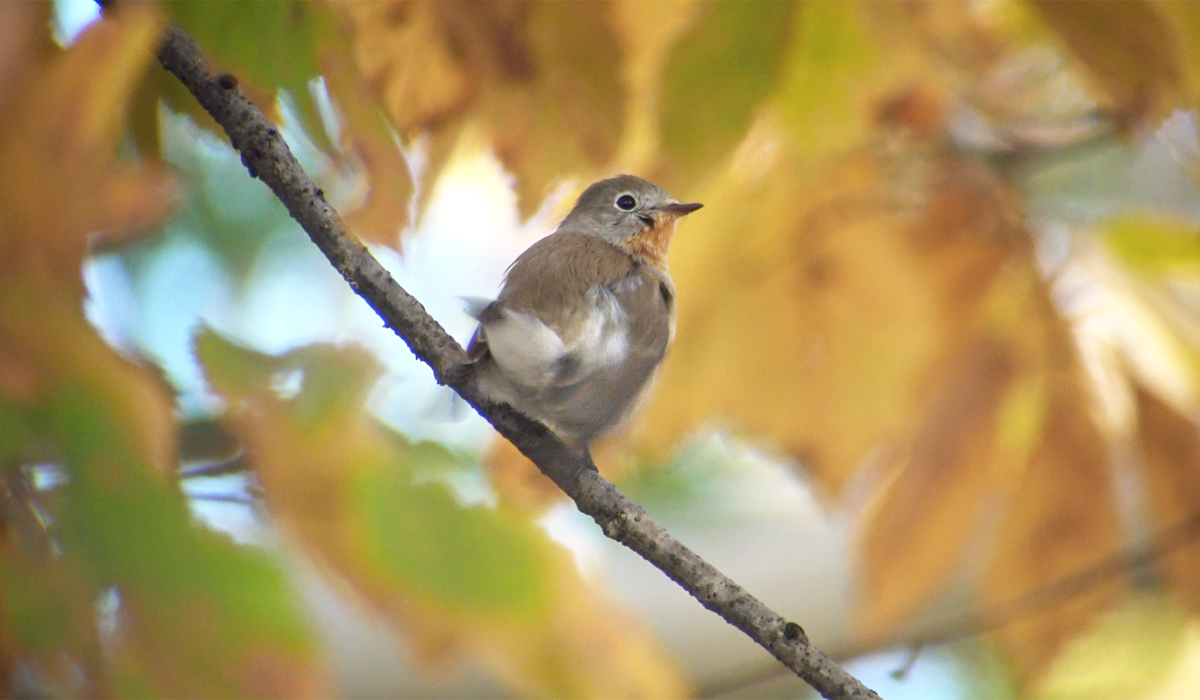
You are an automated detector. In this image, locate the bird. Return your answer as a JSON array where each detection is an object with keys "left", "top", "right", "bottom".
[{"left": 466, "top": 175, "right": 702, "bottom": 450}]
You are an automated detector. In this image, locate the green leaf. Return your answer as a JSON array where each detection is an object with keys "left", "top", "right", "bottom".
[
  {"left": 0, "top": 397, "right": 34, "bottom": 466},
  {"left": 193, "top": 325, "right": 287, "bottom": 397},
  {"left": 1102, "top": 214, "right": 1200, "bottom": 273},
  {"left": 35, "top": 384, "right": 320, "bottom": 696},
  {"left": 353, "top": 468, "right": 546, "bottom": 617},
  {"left": 287, "top": 345, "right": 383, "bottom": 429},
  {"left": 198, "top": 329, "right": 545, "bottom": 616},
  {"left": 0, "top": 562, "right": 82, "bottom": 657},
  {"left": 163, "top": 0, "right": 331, "bottom": 147},
  {"left": 196, "top": 330, "right": 382, "bottom": 429},
  {"left": 776, "top": 0, "right": 878, "bottom": 155},
  {"left": 660, "top": 0, "right": 795, "bottom": 188}
]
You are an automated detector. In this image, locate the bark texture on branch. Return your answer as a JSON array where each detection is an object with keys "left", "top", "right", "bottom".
[{"left": 154, "top": 23, "right": 880, "bottom": 700}]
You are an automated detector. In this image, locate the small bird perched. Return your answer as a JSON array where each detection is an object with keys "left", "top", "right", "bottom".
[{"left": 466, "top": 175, "right": 702, "bottom": 449}]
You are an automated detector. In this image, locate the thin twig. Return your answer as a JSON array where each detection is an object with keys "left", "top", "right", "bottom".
[
  {"left": 153, "top": 21, "right": 880, "bottom": 700},
  {"left": 185, "top": 492, "right": 259, "bottom": 506},
  {"left": 178, "top": 452, "right": 249, "bottom": 480}
]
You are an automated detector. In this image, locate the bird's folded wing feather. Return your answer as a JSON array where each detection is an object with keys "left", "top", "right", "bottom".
[{"left": 469, "top": 230, "right": 671, "bottom": 384}]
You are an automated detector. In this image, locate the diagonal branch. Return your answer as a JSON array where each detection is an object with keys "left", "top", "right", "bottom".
[{"left": 154, "top": 23, "right": 880, "bottom": 700}]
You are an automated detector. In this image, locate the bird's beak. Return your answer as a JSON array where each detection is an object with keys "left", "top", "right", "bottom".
[{"left": 660, "top": 201, "right": 703, "bottom": 217}]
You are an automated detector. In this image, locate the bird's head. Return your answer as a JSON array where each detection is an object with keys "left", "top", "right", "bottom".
[{"left": 560, "top": 175, "right": 702, "bottom": 267}]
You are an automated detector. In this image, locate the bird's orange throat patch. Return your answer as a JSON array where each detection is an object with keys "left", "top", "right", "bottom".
[{"left": 625, "top": 220, "right": 677, "bottom": 271}]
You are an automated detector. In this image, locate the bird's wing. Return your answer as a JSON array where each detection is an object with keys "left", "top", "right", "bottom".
[
  {"left": 537, "top": 266, "right": 673, "bottom": 444},
  {"left": 468, "top": 231, "right": 636, "bottom": 381}
]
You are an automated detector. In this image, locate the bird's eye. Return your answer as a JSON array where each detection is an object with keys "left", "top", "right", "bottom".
[{"left": 615, "top": 194, "right": 637, "bottom": 211}]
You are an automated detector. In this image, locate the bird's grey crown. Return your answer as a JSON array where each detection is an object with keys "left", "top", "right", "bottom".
[{"left": 558, "top": 174, "right": 676, "bottom": 243}]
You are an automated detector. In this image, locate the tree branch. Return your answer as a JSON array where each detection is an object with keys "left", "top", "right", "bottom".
[{"left": 154, "top": 23, "right": 880, "bottom": 700}]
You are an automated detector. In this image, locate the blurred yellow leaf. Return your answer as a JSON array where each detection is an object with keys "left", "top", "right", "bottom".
[
  {"left": 22, "top": 0, "right": 1198, "bottom": 692},
  {"left": 1034, "top": 591, "right": 1187, "bottom": 699},
  {"left": 0, "top": 2, "right": 55, "bottom": 110},
  {"left": 859, "top": 339, "right": 1014, "bottom": 636},
  {"left": 858, "top": 172, "right": 1105, "bottom": 642},
  {"left": 627, "top": 116, "right": 1129, "bottom": 682},
  {"left": 634, "top": 149, "right": 1029, "bottom": 492}
]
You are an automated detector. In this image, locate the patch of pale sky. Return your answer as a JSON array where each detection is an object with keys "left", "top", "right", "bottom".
[{"left": 52, "top": 0, "right": 99, "bottom": 46}]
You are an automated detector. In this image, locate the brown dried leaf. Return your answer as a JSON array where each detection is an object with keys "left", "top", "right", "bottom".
[
  {"left": 1137, "top": 385, "right": 1200, "bottom": 614},
  {"left": 858, "top": 339, "right": 1014, "bottom": 636},
  {"left": 980, "top": 382, "right": 1125, "bottom": 685},
  {"left": 1031, "top": 0, "right": 1187, "bottom": 129},
  {"left": 327, "top": 1, "right": 623, "bottom": 217},
  {"left": 327, "top": 1, "right": 478, "bottom": 136},
  {"left": 484, "top": 1, "right": 624, "bottom": 214},
  {"left": 0, "top": 2, "right": 55, "bottom": 112}
]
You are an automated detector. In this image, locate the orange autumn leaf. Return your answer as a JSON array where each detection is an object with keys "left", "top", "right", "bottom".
[
  {"left": 0, "top": 3, "right": 174, "bottom": 288},
  {"left": 320, "top": 46, "right": 414, "bottom": 247}
]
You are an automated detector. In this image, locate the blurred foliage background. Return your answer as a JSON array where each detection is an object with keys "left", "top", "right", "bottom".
[{"left": 6, "top": 0, "right": 1200, "bottom": 697}]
